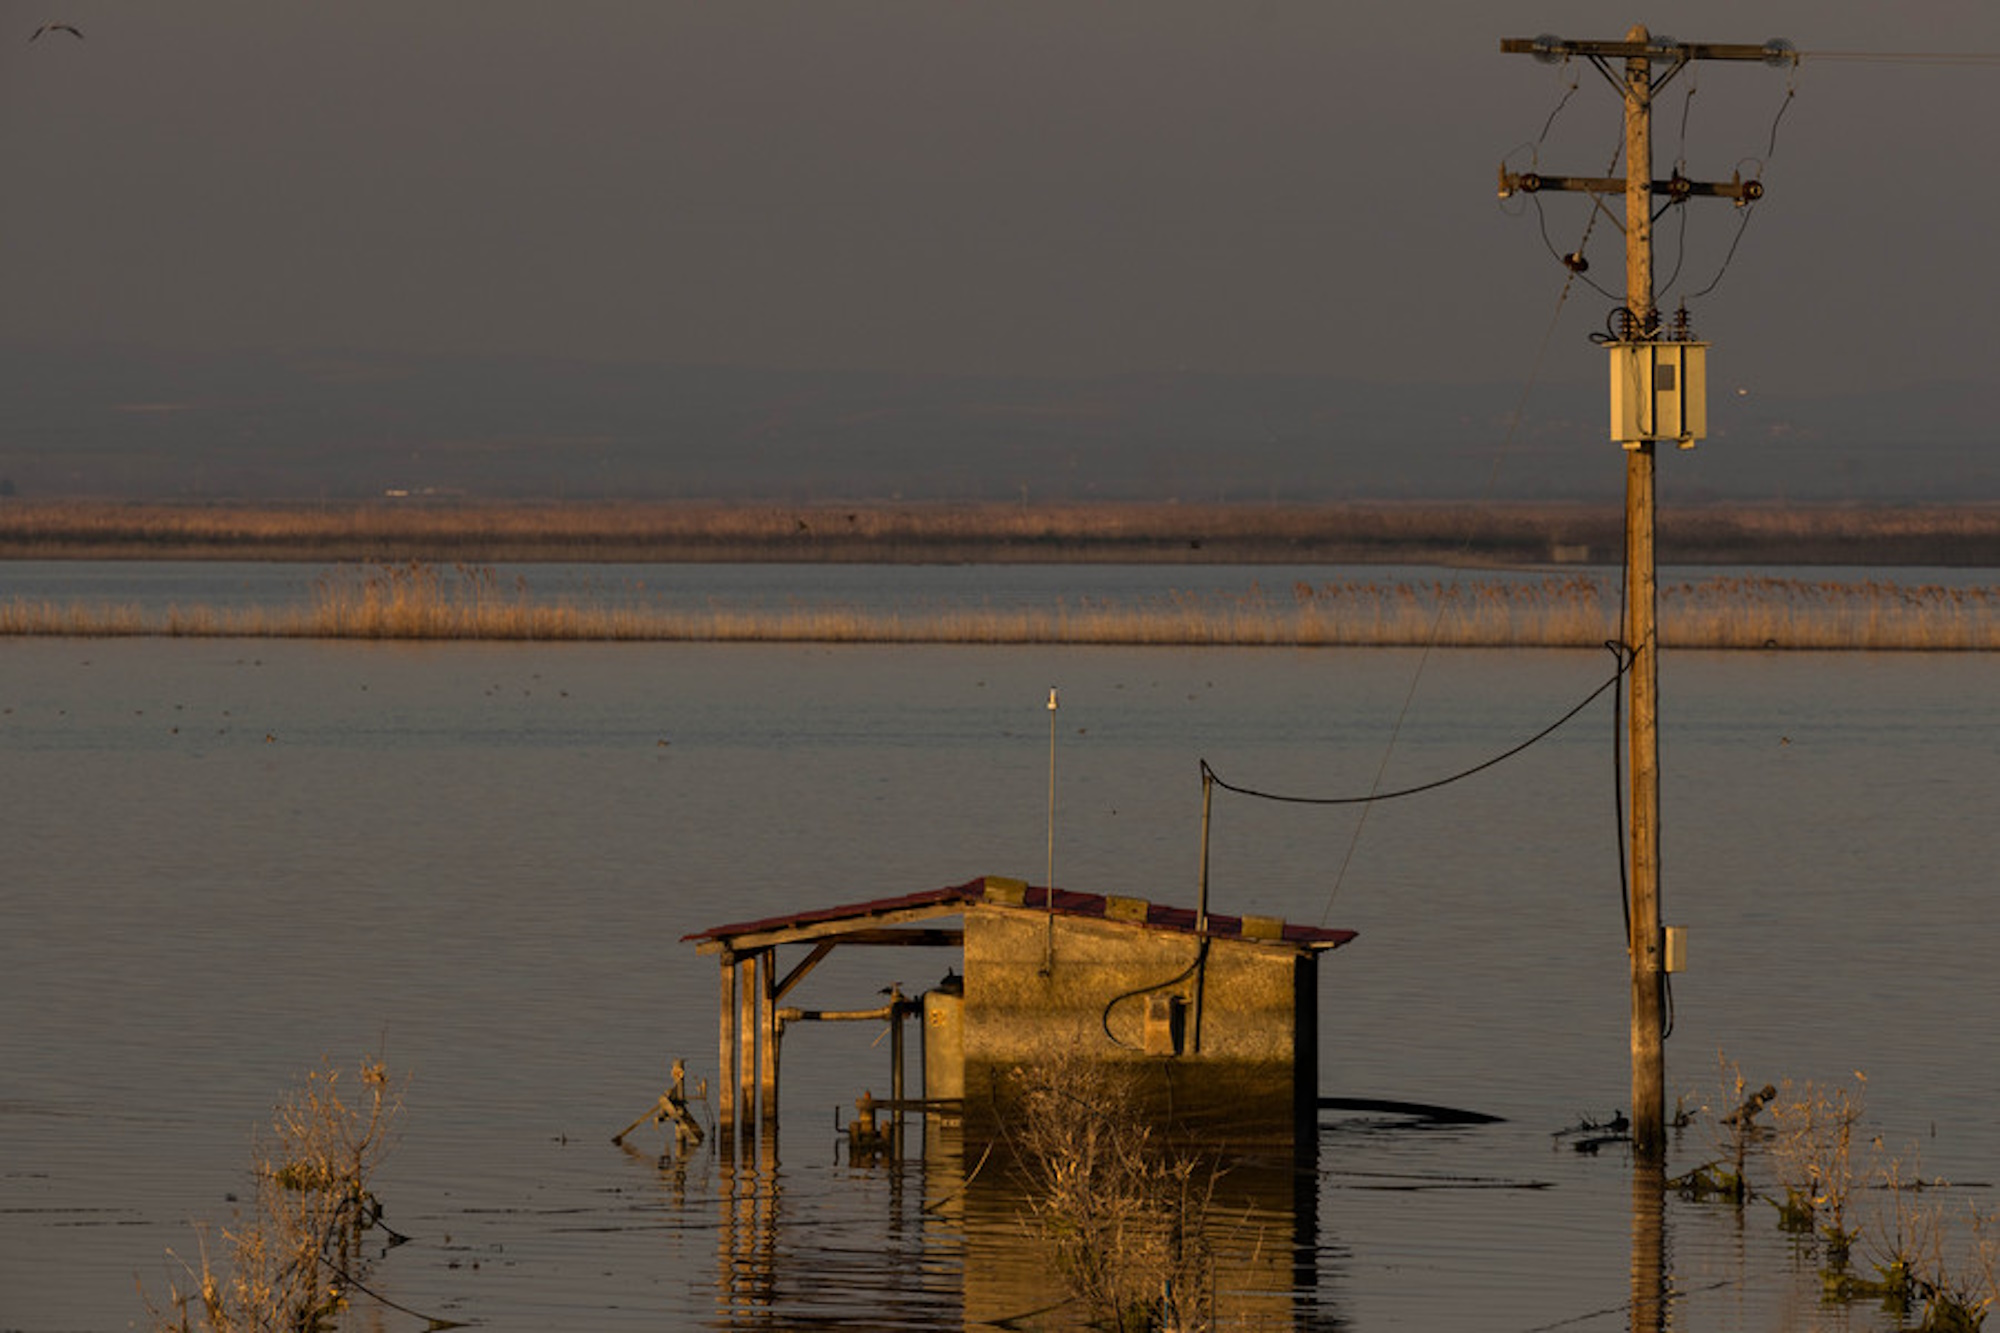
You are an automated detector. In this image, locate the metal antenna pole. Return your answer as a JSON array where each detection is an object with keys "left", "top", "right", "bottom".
[
  {"left": 1197, "top": 765, "right": 1213, "bottom": 936},
  {"left": 1044, "top": 686, "right": 1059, "bottom": 972}
]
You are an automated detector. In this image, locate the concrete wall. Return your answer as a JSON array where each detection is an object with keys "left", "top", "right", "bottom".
[{"left": 958, "top": 907, "right": 1317, "bottom": 1145}]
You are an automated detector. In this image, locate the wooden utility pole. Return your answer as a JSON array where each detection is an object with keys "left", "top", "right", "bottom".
[
  {"left": 1500, "top": 26, "right": 1793, "bottom": 1161},
  {"left": 1620, "top": 26, "right": 1667, "bottom": 1166}
]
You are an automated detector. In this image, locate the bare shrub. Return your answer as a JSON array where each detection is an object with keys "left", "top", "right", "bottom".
[
  {"left": 1769, "top": 1072, "right": 1868, "bottom": 1267},
  {"left": 1004, "top": 1050, "right": 1220, "bottom": 1332},
  {"left": 1673, "top": 1055, "right": 1776, "bottom": 1205},
  {"left": 146, "top": 1055, "right": 404, "bottom": 1333}
]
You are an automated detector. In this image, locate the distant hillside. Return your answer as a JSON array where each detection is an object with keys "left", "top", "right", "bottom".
[{"left": 0, "top": 344, "right": 1991, "bottom": 504}]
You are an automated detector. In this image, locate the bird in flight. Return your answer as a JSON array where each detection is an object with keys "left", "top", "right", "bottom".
[{"left": 30, "top": 21, "right": 83, "bottom": 41}]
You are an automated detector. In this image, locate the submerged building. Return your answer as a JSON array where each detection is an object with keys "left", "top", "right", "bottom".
[{"left": 684, "top": 874, "right": 1355, "bottom": 1148}]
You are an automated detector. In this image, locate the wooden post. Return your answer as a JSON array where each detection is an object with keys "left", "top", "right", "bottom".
[
  {"left": 738, "top": 952, "right": 759, "bottom": 1133},
  {"left": 889, "top": 985, "right": 906, "bottom": 1155},
  {"left": 758, "top": 949, "right": 779, "bottom": 1130},
  {"left": 1622, "top": 23, "right": 1667, "bottom": 1163},
  {"left": 718, "top": 949, "right": 738, "bottom": 1143}
]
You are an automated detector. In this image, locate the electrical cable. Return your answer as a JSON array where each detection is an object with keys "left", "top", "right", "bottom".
[
  {"left": 1612, "top": 632, "right": 1629, "bottom": 945},
  {"left": 1611, "top": 494, "right": 1670, "bottom": 1044},
  {"left": 1674, "top": 68, "right": 1698, "bottom": 175},
  {"left": 1764, "top": 81, "right": 1796, "bottom": 161},
  {"left": 1617, "top": 487, "right": 1634, "bottom": 951},
  {"left": 1537, "top": 65, "right": 1582, "bottom": 142},
  {"left": 1655, "top": 200, "right": 1690, "bottom": 297},
  {"left": 1685, "top": 202, "right": 1757, "bottom": 300},
  {"left": 1679, "top": 74, "right": 1791, "bottom": 301},
  {"left": 1532, "top": 194, "right": 1622, "bottom": 302},
  {"left": 1206, "top": 644, "right": 1634, "bottom": 808},
  {"left": 1099, "top": 939, "right": 1206, "bottom": 1051},
  {"left": 1522, "top": 125, "right": 1628, "bottom": 305}
]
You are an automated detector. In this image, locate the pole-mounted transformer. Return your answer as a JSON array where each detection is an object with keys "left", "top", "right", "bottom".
[
  {"left": 1500, "top": 24, "right": 1794, "bottom": 1163},
  {"left": 1609, "top": 337, "right": 1707, "bottom": 448}
]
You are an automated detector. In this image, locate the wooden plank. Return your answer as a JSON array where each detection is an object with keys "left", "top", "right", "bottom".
[
  {"left": 771, "top": 941, "right": 834, "bottom": 1005},
  {"left": 826, "top": 928, "right": 964, "bottom": 947},
  {"left": 692, "top": 908, "right": 969, "bottom": 954}
]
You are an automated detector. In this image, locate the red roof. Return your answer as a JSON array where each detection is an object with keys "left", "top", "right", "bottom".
[{"left": 682, "top": 877, "right": 1357, "bottom": 951}]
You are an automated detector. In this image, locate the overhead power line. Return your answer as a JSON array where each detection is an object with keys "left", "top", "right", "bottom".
[{"left": 1800, "top": 50, "right": 2000, "bottom": 65}]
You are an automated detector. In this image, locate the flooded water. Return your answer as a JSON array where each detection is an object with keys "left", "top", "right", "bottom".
[{"left": 2, "top": 564, "right": 1996, "bottom": 1331}]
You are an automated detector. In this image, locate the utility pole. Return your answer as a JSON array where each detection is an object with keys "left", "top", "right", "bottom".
[{"left": 1500, "top": 26, "right": 1794, "bottom": 1161}]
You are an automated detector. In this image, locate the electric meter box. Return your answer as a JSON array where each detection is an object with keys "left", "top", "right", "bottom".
[
  {"left": 1608, "top": 340, "right": 1708, "bottom": 448},
  {"left": 1663, "top": 925, "right": 1687, "bottom": 974}
]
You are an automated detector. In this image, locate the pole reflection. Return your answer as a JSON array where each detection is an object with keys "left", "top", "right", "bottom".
[{"left": 1630, "top": 1154, "right": 1669, "bottom": 1333}]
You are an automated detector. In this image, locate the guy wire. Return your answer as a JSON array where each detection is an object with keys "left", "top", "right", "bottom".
[{"left": 1311, "top": 263, "right": 1584, "bottom": 927}]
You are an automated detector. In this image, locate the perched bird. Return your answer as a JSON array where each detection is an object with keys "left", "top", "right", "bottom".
[{"left": 30, "top": 21, "right": 83, "bottom": 41}]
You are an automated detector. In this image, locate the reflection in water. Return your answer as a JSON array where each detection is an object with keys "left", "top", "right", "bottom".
[
  {"left": 718, "top": 1135, "right": 783, "bottom": 1319},
  {"left": 691, "top": 1117, "right": 1324, "bottom": 1331},
  {"left": 1631, "top": 1157, "right": 1668, "bottom": 1333}
]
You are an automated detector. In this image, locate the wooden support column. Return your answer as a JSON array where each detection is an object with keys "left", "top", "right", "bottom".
[
  {"left": 890, "top": 989, "right": 906, "bottom": 1154},
  {"left": 717, "top": 949, "right": 738, "bottom": 1142},
  {"left": 758, "top": 949, "right": 780, "bottom": 1130},
  {"left": 738, "top": 952, "right": 759, "bottom": 1131}
]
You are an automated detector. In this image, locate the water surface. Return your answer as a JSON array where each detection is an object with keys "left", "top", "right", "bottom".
[{"left": 2, "top": 577, "right": 1995, "bottom": 1330}]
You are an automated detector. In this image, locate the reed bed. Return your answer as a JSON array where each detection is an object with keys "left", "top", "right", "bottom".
[
  {"left": 6, "top": 497, "right": 2000, "bottom": 565},
  {"left": 0, "top": 563, "right": 1994, "bottom": 648}
]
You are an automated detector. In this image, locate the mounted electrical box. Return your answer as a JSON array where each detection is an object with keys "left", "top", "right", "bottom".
[
  {"left": 1609, "top": 341, "right": 1708, "bottom": 449},
  {"left": 1143, "top": 993, "right": 1186, "bottom": 1057},
  {"left": 1663, "top": 925, "right": 1687, "bottom": 974}
]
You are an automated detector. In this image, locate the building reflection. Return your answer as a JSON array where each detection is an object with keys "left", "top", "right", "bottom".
[{"left": 677, "top": 1114, "right": 1324, "bottom": 1331}]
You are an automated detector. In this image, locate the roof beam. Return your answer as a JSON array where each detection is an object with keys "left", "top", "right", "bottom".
[{"left": 692, "top": 920, "right": 965, "bottom": 955}]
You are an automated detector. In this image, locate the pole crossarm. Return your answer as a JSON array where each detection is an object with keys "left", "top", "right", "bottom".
[
  {"left": 1499, "top": 170, "right": 1763, "bottom": 203},
  {"left": 1501, "top": 36, "right": 1797, "bottom": 65}
]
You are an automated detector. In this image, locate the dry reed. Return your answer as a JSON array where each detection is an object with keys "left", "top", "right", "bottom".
[
  {"left": 1769, "top": 1073, "right": 1868, "bottom": 1264},
  {"left": 3, "top": 564, "right": 1994, "bottom": 648},
  {"left": 1754, "top": 1073, "right": 2000, "bottom": 1328},
  {"left": 6, "top": 498, "right": 2000, "bottom": 565}
]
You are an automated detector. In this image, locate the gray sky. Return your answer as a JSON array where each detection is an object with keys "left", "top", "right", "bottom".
[{"left": 1, "top": 1, "right": 1994, "bottom": 400}]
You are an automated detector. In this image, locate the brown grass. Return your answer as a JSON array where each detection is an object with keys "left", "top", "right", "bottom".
[
  {"left": 3, "top": 563, "right": 1994, "bottom": 648},
  {"left": 4, "top": 498, "right": 2000, "bottom": 564}
]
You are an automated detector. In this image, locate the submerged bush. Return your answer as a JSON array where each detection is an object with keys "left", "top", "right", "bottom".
[
  {"left": 1004, "top": 1050, "right": 1224, "bottom": 1332},
  {"left": 145, "top": 1055, "right": 405, "bottom": 1333}
]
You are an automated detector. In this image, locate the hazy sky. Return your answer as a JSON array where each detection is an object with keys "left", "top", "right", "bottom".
[{"left": 1, "top": 1, "right": 1994, "bottom": 400}]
